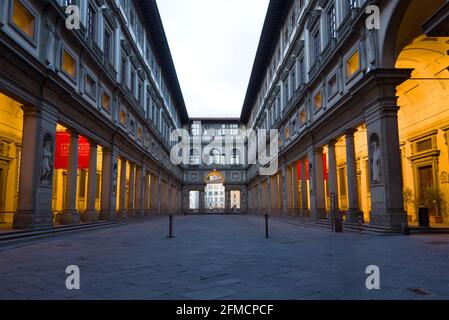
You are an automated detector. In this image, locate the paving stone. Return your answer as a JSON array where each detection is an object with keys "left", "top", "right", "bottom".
[{"left": 0, "top": 215, "right": 449, "bottom": 299}]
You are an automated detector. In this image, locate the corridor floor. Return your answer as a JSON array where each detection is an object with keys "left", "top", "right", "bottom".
[{"left": 0, "top": 215, "right": 448, "bottom": 300}]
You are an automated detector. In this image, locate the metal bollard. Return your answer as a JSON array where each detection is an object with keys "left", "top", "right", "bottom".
[
  {"left": 265, "top": 214, "right": 269, "bottom": 239},
  {"left": 168, "top": 215, "right": 174, "bottom": 239}
]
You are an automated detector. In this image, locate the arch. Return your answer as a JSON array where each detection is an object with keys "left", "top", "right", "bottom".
[
  {"left": 381, "top": 0, "right": 446, "bottom": 68},
  {"left": 204, "top": 170, "right": 225, "bottom": 184}
]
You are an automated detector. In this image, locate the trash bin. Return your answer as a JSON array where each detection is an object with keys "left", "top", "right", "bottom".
[
  {"left": 334, "top": 213, "right": 343, "bottom": 233},
  {"left": 418, "top": 207, "right": 430, "bottom": 228}
]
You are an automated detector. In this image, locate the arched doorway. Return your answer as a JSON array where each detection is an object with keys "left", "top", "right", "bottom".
[
  {"left": 384, "top": 1, "right": 449, "bottom": 225},
  {"left": 204, "top": 170, "right": 225, "bottom": 213}
]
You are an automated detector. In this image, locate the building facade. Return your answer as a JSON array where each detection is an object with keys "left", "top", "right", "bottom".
[
  {"left": 242, "top": 0, "right": 449, "bottom": 230},
  {"left": 0, "top": 0, "right": 187, "bottom": 228},
  {"left": 1, "top": 0, "right": 448, "bottom": 232}
]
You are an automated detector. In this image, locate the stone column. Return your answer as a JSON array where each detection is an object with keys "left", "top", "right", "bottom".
[
  {"left": 127, "top": 163, "right": 136, "bottom": 216},
  {"left": 99, "top": 147, "right": 118, "bottom": 220},
  {"left": 292, "top": 163, "right": 299, "bottom": 215},
  {"left": 309, "top": 147, "right": 327, "bottom": 220},
  {"left": 365, "top": 100, "right": 406, "bottom": 229},
  {"left": 135, "top": 166, "right": 144, "bottom": 217},
  {"left": 300, "top": 157, "right": 309, "bottom": 217},
  {"left": 200, "top": 190, "right": 205, "bottom": 211},
  {"left": 157, "top": 174, "right": 162, "bottom": 214},
  {"left": 281, "top": 164, "right": 287, "bottom": 214},
  {"left": 143, "top": 172, "right": 150, "bottom": 216},
  {"left": 327, "top": 140, "right": 339, "bottom": 212},
  {"left": 345, "top": 129, "right": 361, "bottom": 222},
  {"left": 118, "top": 158, "right": 127, "bottom": 218},
  {"left": 225, "top": 190, "right": 231, "bottom": 213},
  {"left": 286, "top": 165, "right": 293, "bottom": 213},
  {"left": 82, "top": 141, "right": 98, "bottom": 222},
  {"left": 60, "top": 131, "right": 80, "bottom": 225},
  {"left": 13, "top": 106, "right": 58, "bottom": 229}
]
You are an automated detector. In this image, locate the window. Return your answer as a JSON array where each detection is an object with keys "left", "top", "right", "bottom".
[
  {"left": 190, "top": 149, "right": 200, "bottom": 165},
  {"left": 328, "top": 74, "right": 338, "bottom": 97},
  {"left": 87, "top": 3, "right": 96, "bottom": 40},
  {"left": 130, "top": 69, "right": 136, "bottom": 94},
  {"left": 347, "top": 0, "right": 357, "bottom": 12},
  {"left": 119, "top": 111, "right": 127, "bottom": 125},
  {"left": 312, "top": 29, "right": 321, "bottom": 63},
  {"left": 210, "top": 149, "right": 221, "bottom": 165},
  {"left": 121, "top": 56, "right": 127, "bottom": 85},
  {"left": 298, "top": 57, "right": 304, "bottom": 84},
  {"left": 104, "top": 29, "right": 112, "bottom": 64},
  {"left": 291, "top": 68, "right": 296, "bottom": 94},
  {"left": 84, "top": 74, "right": 96, "bottom": 98},
  {"left": 137, "top": 127, "right": 143, "bottom": 141},
  {"left": 231, "top": 149, "right": 240, "bottom": 165},
  {"left": 12, "top": 0, "right": 36, "bottom": 39},
  {"left": 191, "top": 123, "right": 201, "bottom": 136},
  {"left": 138, "top": 81, "right": 143, "bottom": 105},
  {"left": 327, "top": 4, "right": 336, "bottom": 42},
  {"left": 62, "top": 50, "right": 76, "bottom": 78},
  {"left": 285, "top": 127, "right": 290, "bottom": 140},
  {"left": 283, "top": 80, "right": 289, "bottom": 105},
  {"left": 346, "top": 49, "right": 360, "bottom": 79},
  {"left": 102, "top": 92, "right": 111, "bottom": 112},
  {"left": 314, "top": 92, "right": 322, "bottom": 111},
  {"left": 299, "top": 111, "right": 306, "bottom": 126}
]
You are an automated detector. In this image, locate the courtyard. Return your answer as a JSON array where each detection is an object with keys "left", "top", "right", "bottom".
[{"left": 0, "top": 215, "right": 448, "bottom": 300}]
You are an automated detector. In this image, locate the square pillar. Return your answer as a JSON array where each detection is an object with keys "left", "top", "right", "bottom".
[
  {"left": 365, "top": 102, "right": 406, "bottom": 229},
  {"left": 345, "top": 129, "right": 362, "bottom": 223},
  {"left": 281, "top": 164, "right": 287, "bottom": 214},
  {"left": 292, "top": 163, "right": 299, "bottom": 215},
  {"left": 327, "top": 140, "right": 339, "bottom": 213},
  {"left": 82, "top": 141, "right": 98, "bottom": 222},
  {"left": 99, "top": 147, "right": 118, "bottom": 220},
  {"left": 135, "top": 166, "right": 144, "bottom": 217},
  {"left": 127, "top": 163, "right": 136, "bottom": 216},
  {"left": 308, "top": 147, "right": 327, "bottom": 220},
  {"left": 60, "top": 131, "right": 80, "bottom": 225},
  {"left": 118, "top": 158, "right": 127, "bottom": 218},
  {"left": 300, "top": 158, "right": 309, "bottom": 216},
  {"left": 13, "top": 106, "right": 58, "bottom": 229},
  {"left": 143, "top": 172, "right": 150, "bottom": 216}
]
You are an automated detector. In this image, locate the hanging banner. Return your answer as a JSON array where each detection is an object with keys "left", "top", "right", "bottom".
[
  {"left": 54, "top": 131, "right": 90, "bottom": 169},
  {"left": 296, "top": 156, "right": 327, "bottom": 180}
]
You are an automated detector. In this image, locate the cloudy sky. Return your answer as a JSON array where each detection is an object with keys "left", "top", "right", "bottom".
[{"left": 157, "top": 0, "right": 270, "bottom": 118}]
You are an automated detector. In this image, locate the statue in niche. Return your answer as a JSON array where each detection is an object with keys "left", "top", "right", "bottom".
[
  {"left": 370, "top": 134, "right": 382, "bottom": 183},
  {"left": 41, "top": 134, "right": 54, "bottom": 185},
  {"left": 112, "top": 162, "right": 118, "bottom": 195}
]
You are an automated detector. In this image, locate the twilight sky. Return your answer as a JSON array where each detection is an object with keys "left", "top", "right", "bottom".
[{"left": 157, "top": 0, "right": 270, "bottom": 118}]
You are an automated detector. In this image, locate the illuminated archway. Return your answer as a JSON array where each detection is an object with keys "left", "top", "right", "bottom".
[
  {"left": 395, "top": 35, "right": 449, "bottom": 224},
  {"left": 204, "top": 170, "right": 225, "bottom": 211}
]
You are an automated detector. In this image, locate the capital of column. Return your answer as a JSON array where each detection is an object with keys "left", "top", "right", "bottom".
[
  {"left": 313, "top": 147, "right": 324, "bottom": 154},
  {"left": 345, "top": 128, "right": 358, "bottom": 138},
  {"left": 327, "top": 139, "right": 338, "bottom": 148}
]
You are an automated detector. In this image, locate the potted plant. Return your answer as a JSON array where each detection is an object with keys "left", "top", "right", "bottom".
[
  {"left": 403, "top": 187, "right": 415, "bottom": 222},
  {"left": 423, "top": 186, "right": 446, "bottom": 224}
]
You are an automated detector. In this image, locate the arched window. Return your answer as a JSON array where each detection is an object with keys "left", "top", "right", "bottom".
[
  {"left": 190, "top": 149, "right": 200, "bottom": 165},
  {"left": 210, "top": 148, "right": 221, "bottom": 165},
  {"left": 231, "top": 149, "right": 240, "bottom": 165}
]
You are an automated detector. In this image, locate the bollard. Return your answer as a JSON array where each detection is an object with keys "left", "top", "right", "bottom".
[
  {"left": 168, "top": 215, "right": 174, "bottom": 239},
  {"left": 265, "top": 214, "right": 269, "bottom": 239}
]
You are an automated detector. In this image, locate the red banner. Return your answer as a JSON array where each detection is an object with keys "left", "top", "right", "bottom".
[
  {"left": 54, "top": 132, "right": 90, "bottom": 169},
  {"left": 296, "top": 155, "right": 327, "bottom": 180}
]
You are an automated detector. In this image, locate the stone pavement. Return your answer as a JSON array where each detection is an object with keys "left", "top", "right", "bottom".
[{"left": 0, "top": 215, "right": 448, "bottom": 300}]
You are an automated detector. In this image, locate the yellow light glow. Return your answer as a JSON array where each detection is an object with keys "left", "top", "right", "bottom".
[
  {"left": 346, "top": 50, "right": 359, "bottom": 78},
  {"left": 102, "top": 93, "right": 110, "bottom": 111},
  {"left": 314, "top": 92, "right": 322, "bottom": 110},
  {"left": 62, "top": 50, "right": 76, "bottom": 78},
  {"left": 12, "top": 0, "right": 35, "bottom": 38}
]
